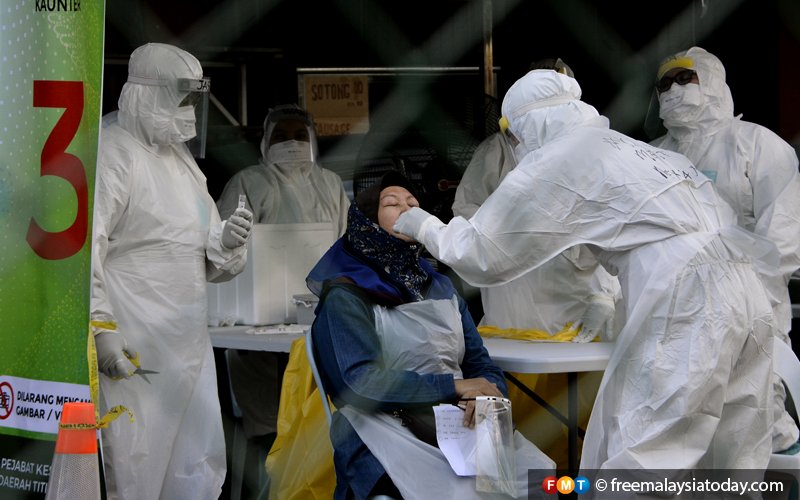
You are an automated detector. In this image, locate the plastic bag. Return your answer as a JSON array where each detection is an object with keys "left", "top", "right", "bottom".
[
  {"left": 475, "top": 396, "right": 517, "bottom": 497},
  {"left": 266, "top": 337, "right": 336, "bottom": 500},
  {"left": 480, "top": 325, "right": 603, "bottom": 471}
]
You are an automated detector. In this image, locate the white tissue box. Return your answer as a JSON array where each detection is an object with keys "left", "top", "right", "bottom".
[{"left": 208, "top": 223, "right": 335, "bottom": 326}]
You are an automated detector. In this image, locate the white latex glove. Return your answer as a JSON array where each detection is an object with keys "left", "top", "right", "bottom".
[
  {"left": 95, "top": 332, "right": 138, "bottom": 379},
  {"left": 221, "top": 207, "right": 253, "bottom": 249},
  {"left": 393, "top": 206, "right": 436, "bottom": 242},
  {"left": 572, "top": 297, "right": 615, "bottom": 343}
]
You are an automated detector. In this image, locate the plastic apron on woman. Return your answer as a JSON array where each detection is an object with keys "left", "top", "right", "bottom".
[
  {"left": 394, "top": 70, "right": 778, "bottom": 471},
  {"left": 339, "top": 294, "right": 554, "bottom": 499}
]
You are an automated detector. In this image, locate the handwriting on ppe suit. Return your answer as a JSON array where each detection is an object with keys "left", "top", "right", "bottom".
[
  {"left": 651, "top": 164, "right": 698, "bottom": 181},
  {"left": 602, "top": 136, "right": 699, "bottom": 181}
]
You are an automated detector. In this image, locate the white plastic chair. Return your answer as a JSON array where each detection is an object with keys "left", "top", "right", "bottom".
[
  {"left": 768, "top": 340, "right": 800, "bottom": 497},
  {"left": 305, "top": 329, "right": 334, "bottom": 426}
]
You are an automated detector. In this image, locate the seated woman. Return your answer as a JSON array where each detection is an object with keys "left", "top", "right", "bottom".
[{"left": 307, "top": 171, "right": 555, "bottom": 499}]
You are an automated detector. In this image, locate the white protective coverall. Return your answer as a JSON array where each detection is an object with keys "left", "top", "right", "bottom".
[
  {"left": 217, "top": 104, "right": 349, "bottom": 235},
  {"left": 395, "top": 70, "right": 778, "bottom": 470},
  {"left": 453, "top": 132, "right": 620, "bottom": 336},
  {"left": 652, "top": 46, "right": 800, "bottom": 451},
  {"left": 216, "top": 105, "right": 349, "bottom": 438},
  {"left": 92, "top": 43, "right": 247, "bottom": 499}
]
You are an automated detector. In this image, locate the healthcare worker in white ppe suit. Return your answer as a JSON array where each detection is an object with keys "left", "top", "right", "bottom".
[
  {"left": 453, "top": 58, "right": 619, "bottom": 342},
  {"left": 217, "top": 104, "right": 349, "bottom": 235},
  {"left": 216, "top": 104, "right": 349, "bottom": 449},
  {"left": 394, "top": 69, "right": 779, "bottom": 470},
  {"left": 91, "top": 43, "right": 253, "bottom": 499},
  {"left": 651, "top": 46, "right": 800, "bottom": 453}
]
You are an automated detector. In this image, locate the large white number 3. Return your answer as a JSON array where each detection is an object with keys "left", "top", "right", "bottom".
[{"left": 28, "top": 80, "right": 87, "bottom": 260}]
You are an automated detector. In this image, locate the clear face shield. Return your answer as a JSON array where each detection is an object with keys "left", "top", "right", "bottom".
[
  {"left": 529, "top": 57, "right": 575, "bottom": 78},
  {"left": 643, "top": 88, "right": 667, "bottom": 140},
  {"left": 497, "top": 116, "right": 519, "bottom": 148},
  {"left": 498, "top": 116, "right": 521, "bottom": 163},
  {"left": 262, "top": 105, "right": 318, "bottom": 163},
  {"left": 644, "top": 56, "right": 700, "bottom": 140},
  {"left": 177, "top": 77, "right": 210, "bottom": 158}
]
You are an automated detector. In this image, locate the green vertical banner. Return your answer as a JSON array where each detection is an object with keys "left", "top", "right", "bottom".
[{"left": 0, "top": 1, "right": 105, "bottom": 497}]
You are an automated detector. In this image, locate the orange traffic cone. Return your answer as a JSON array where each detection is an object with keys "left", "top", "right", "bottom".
[{"left": 44, "top": 402, "right": 101, "bottom": 500}]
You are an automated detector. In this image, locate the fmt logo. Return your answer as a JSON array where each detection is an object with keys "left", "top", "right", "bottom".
[{"left": 542, "top": 475, "right": 590, "bottom": 495}]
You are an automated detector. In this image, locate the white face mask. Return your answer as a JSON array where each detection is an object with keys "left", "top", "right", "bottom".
[
  {"left": 658, "top": 84, "right": 703, "bottom": 123},
  {"left": 267, "top": 140, "right": 312, "bottom": 164},
  {"left": 172, "top": 106, "right": 197, "bottom": 143},
  {"left": 147, "top": 105, "right": 196, "bottom": 145}
]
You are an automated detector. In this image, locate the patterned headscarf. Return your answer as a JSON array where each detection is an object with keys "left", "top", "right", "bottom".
[
  {"left": 307, "top": 174, "right": 454, "bottom": 305},
  {"left": 346, "top": 204, "right": 429, "bottom": 301}
]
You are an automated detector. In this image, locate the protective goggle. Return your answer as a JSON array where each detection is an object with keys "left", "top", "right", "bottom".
[
  {"left": 498, "top": 116, "right": 519, "bottom": 148},
  {"left": 178, "top": 77, "right": 210, "bottom": 107},
  {"left": 655, "top": 69, "right": 697, "bottom": 94}
]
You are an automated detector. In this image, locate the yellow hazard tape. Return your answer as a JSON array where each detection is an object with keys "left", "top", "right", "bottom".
[
  {"left": 59, "top": 404, "right": 133, "bottom": 430},
  {"left": 88, "top": 326, "right": 100, "bottom": 408},
  {"left": 58, "top": 422, "right": 97, "bottom": 430},
  {"left": 96, "top": 405, "right": 134, "bottom": 428},
  {"left": 478, "top": 322, "right": 589, "bottom": 342},
  {"left": 87, "top": 327, "right": 135, "bottom": 429}
]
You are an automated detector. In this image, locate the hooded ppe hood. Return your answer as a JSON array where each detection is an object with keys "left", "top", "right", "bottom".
[
  {"left": 657, "top": 46, "right": 735, "bottom": 138},
  {"left": 117, "top": 43, "right": 203, "bottom": 148},
  {"left": 500, "top": 70, "right": 607, "bottom": 156},
  {"left": 259, "top": 104, "right": 319, "bottom": 166}
]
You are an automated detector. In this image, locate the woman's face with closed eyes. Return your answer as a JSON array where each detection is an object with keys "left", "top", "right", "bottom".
[{"left": 377, "top": 186, "right": 419, "bottom": 243}]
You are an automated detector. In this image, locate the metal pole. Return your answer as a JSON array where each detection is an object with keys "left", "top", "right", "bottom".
[
  {"left": 240, "top": 63, "right": 248, "bottom": 127},
  {"left": 482, "top": 0, "right": 495, "bottom": 99}
]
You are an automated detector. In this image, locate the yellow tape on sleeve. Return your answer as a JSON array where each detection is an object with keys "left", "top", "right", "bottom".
[{"left": 90, "top": 320, "right": 118, "bottom": 335}]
